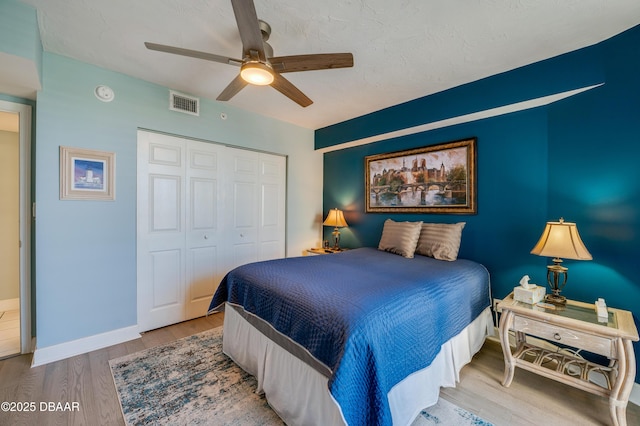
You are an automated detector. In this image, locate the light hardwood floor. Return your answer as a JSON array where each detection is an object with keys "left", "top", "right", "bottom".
[
  {"left": 0, "top": 313, "right": 637, "bottom": 426},
  {"left": 0, "top": 309, "right": 21, "bottom": 359}
]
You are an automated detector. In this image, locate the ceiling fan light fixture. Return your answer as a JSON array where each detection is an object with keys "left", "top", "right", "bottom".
[
  {"left": 145, "top": 1, "right": 353, "bottom": 106},
  {"left": 240, "top": 61, "right": 274, "bottom": 86}
]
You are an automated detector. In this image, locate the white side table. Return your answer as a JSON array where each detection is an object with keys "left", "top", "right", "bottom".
[{"left": 498, "top": 293, "right": 638, "bottom": 426}]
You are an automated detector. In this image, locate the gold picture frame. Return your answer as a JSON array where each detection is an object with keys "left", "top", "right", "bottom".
[
  {"left": 365, "top": 137, "right": 476, "bottom": 214},
  {"left": 60, "top": 146, "right": 115, "bottom": 201}
]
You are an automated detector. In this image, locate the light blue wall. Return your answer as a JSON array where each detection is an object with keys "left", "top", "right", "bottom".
[
  {"left": 34, "top": 53, "right": 319, "bottom": 348},
  {"left": 0, "top": 0, "right": 42, "bottom": 84},
  {"left": 319, "top": 25, "right": 640, "bottom": 381}
]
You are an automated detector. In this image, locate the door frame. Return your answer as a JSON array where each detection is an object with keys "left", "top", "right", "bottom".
[{"left": 0, "top": 100, "right": 32, "bottom": 354}]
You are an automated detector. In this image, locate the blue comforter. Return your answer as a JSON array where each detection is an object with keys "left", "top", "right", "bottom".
[{"left": 208, "top": 247, "right": 490, "bottom": 426}]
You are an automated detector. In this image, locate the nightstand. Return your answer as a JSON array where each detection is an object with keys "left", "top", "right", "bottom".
[
  {"left": 305, "top": 247, "right": 347, "bottom": 255},
  {"left": 498, "top": 293, "right": 638, "bottom": 426}
]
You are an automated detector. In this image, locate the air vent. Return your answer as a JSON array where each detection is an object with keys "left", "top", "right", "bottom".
[{"left": 169, "top": 90, "right": 199, "bottom": 116}]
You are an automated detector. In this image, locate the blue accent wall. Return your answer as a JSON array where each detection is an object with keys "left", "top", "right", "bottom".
[{"left": 319, "top": 25, "right": 640, "bottom": 381}]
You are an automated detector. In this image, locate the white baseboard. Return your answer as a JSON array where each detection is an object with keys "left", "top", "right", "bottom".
[
  {"left": 0, "top": 298, "right": 20, "bottom": 311},
  {"left": 31, "top": 325, "right": 141, "bottom": 367}
]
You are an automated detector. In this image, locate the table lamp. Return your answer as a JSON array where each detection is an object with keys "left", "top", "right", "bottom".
[
  {"left": 530, "top": 218, "right": 592, "bottom": 305},
  {"left": 323, "top": 208, "right": 348, "bottom": 250}
]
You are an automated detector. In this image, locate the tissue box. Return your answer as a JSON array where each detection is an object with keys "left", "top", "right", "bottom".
[{"left": 514, "top": 285, "right": 546, "bottom": 304}]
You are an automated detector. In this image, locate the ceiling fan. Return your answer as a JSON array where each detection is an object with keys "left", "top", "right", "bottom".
[{"left": 145, "top": 0, "right": 354, "bottom": 107}]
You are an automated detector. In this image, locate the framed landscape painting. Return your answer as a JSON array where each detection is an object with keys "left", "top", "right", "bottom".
[
  {"left": 365, "top": 137, "right": 476, "bottom": 214},
  {"left": 60, "top": 146, "right": 115, "bottom": 200}
]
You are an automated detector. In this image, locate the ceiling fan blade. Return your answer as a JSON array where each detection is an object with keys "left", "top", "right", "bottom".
[
  {"left": 216, "top": 74, "right": 249, "bottom": 101},
  {"left": 145, "top": 42, "right": 242, "bottom": 66},
  {"left": 270, "top": 53, "right": 354, "bottom": 73},
  {"left": 231, "top": 0, "right": 265, "bottom": 59},
  {"left": 270, "top": 73, "right": 313, "bottom": 107}
]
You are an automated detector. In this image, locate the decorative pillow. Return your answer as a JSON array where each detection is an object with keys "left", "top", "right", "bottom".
[
  {"left": 415, "top": 222, "right": 466, "bottom": 261},
  {"left": 378, "top": 219, "right": 423, "bottom": 258}
]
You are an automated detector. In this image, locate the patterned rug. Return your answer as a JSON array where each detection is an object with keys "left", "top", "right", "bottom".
[
  {"left": 413, "top": 398, "right": 494, "bottom": 426},
  {"left": 109, "top": 327, "right": 493, "bottom": 425}
]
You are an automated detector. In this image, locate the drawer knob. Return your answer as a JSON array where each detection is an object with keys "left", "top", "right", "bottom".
[{"left": 554, "top": 333, "right": 561, "bottom": 341}]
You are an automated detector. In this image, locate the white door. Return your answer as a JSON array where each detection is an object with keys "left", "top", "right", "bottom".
[
  {"left": 257, "top": 154, "right": 286, "bottom": 261},
  {"left": 138, "top": 133, "right": 227, "bottom": 330},
  {"left": 226, "top": 148, "right": 286, "bottom": 269},
  {"left": 138, "top": 131, "right": 286, "bottom": 331},
  {"left": 137, "top": 132, "right": 187, "bottom": 331},
  {"left": 226, "top": 147, "right": 260, "bottom": 269},
  {"left": 184, "top": 142, "right": 226, "bottom": 319}
]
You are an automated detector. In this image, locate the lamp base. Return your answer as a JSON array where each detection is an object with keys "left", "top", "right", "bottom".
[
  {"left": 545, "top": 293, "right": 567, "bottom": 305},
  {"left": 331, "top": 227, "right": 341, "bottom": 250},
  {"left": 546, "top": 262, "right": 568, "bottom": 306}
]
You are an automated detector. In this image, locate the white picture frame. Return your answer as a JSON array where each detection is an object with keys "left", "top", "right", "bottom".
[{"left": 60, "top": 146, "right": 115, "bottom": 201}]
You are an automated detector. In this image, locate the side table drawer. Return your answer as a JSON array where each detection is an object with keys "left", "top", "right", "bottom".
[{"left": 512, "top": 316, "right": 615, "bottom": 358}]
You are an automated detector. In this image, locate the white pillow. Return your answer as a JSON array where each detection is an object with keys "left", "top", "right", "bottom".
[
  {"left": 415, "top": 222, "right": 466, "bottom": 261},
  {"left": 378, "top": 219, "right": 423, "bottom": 258}
]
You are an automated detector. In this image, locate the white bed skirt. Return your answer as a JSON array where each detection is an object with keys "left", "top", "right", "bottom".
[{"left": 222, "top": 304, "right": 493, "bottom": 426}]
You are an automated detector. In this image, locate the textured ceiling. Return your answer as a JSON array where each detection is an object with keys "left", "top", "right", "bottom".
[{"left": 20, "top": 0, "right": 640, "bottom": 129}]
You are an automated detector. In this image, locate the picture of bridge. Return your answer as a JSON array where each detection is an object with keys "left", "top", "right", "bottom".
[{"left": 365, "top": 138, "right": 477, "bottom": 214}]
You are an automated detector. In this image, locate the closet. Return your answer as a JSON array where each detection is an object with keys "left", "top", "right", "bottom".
[{"left": 136, "top": 130, "right": 286, "bottom": 332}]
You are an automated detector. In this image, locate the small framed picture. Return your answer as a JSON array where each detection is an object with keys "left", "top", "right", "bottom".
[{"left": 60, "top": 146, "right": 115, "bottom": 201}]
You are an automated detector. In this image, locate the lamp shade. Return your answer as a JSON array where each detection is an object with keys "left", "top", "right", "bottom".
[
  {"left": 323, "top": 208, "right": 348, "bottom": 228},
  {"left": 530, "top": 218, "right": 592, "bottom": 260}
]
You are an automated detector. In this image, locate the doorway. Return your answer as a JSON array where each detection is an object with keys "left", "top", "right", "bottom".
[{"left": 0, "top": 100, "right": 32, "bottom": 358}]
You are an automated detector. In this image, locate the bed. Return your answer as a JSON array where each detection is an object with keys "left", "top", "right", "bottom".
[{"left": 208, "top": 243, "right": 492, "bottom": 426}]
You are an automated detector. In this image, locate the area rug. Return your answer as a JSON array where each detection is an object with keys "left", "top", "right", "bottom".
[
  {"left": 109, "top": 327, "right": 493, "bottom": 425},
  {"left": 414, "top": 398, "right": 494, "bottom": 426}
]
